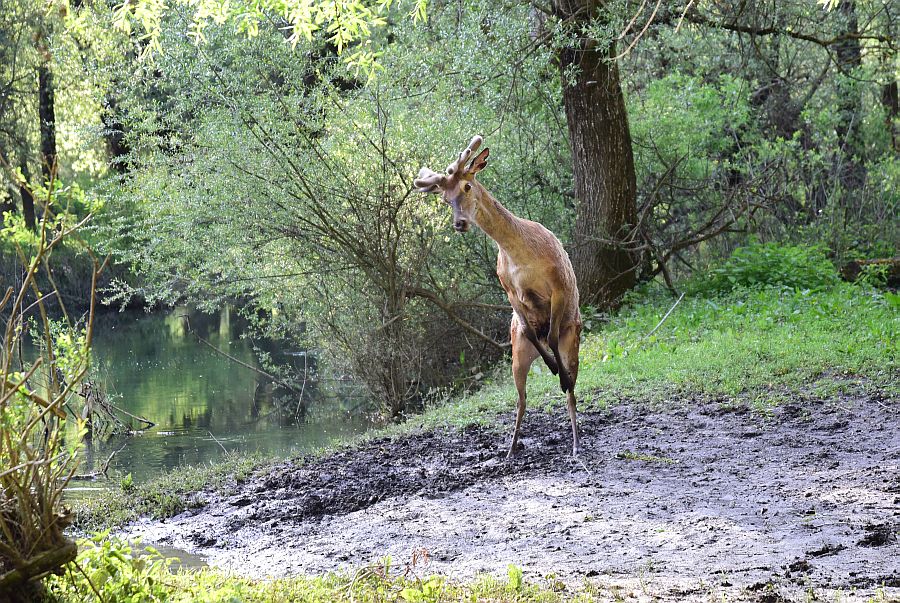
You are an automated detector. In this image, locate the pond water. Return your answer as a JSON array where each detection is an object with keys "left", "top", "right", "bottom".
[{"left": 69, "top": 307, "right": 375, "bottom": 488}]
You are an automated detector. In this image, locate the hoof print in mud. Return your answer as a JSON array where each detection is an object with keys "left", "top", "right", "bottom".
[
  {"left": 858, "top": 523, "right": 897, "bottom": 547},
  {"left": 190, "top": 532, "right": 217, "bottom": 547}
]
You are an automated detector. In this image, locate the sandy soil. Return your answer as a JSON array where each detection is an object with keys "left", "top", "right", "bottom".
[{"left": 125, "top": 393, "right": 899, "bottom": 601}]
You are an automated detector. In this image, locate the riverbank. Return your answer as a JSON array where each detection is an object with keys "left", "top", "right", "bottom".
[
  {"left": 122, "top": 389, "right": 898, "bottom": 601},
  {"left": 67, "top": 284, "right": 898, "bottom": 602}
]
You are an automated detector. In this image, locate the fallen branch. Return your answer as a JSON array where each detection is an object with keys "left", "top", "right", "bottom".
[
  {"left": 644, "top": 292, "right": 685, "bottom": 341},
  {"left": 70, "top": 443, "right": 127, "bottom": 481},
  {"left": 0, "top": 540, "right": 77, "bottom": 592}
]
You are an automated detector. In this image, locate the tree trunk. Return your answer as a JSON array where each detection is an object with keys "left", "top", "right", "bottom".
[
  {"left": 0, "top": 147, "right": 17, "bottom": 217},
  {"left": 19, "top": 158, "right": 36, "bottom": 230},
  {"left": 834, "top": 1, "right": 865, "bottom": 191},
  {"left": 881, "top": 77, "right": 898, "bottom": 153},
  {"left": 553, "top": 1, "right": 638, "bottom": 309},
  {"left": 38, "top": 65, "right": 57, "bottom": 183}
]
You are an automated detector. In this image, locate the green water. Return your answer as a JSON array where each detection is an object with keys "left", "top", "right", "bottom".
[{"left": 70, "top": 307, "right": 374, "bottom": 487}]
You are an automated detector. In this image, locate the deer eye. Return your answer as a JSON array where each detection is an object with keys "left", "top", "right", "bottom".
[{"left": 463, "top": 183, "right": 472, "bottom": 193}]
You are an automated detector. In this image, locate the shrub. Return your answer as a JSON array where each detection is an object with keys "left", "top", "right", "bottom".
[
  {"left": 0, "top": 194, "right": 100, "bottom": 599},
  {"left": 691, "top": 241, "right": 839, "bottom": 294}
]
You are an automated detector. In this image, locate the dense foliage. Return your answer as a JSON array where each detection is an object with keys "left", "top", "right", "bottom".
[{"left": 1, "top": 0, "right": 896, "bottom": 413}]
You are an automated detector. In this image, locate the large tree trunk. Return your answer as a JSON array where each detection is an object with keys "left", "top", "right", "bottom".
[{"left": 553, "top": 1, "right": 638, "bottom": 309}]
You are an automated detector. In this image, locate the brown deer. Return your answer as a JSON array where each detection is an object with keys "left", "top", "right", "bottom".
[{"left": 414, "top": 136, "right": 582, "bottom": 457}]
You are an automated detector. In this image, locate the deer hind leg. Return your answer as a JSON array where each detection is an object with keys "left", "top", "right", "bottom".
[
  {"left": 547, "top": 292, "right": 572, "bottom": 393},
  {"left": 508, "top": 320, "right": 539, "bottom": 459},
  {"left": 558, "top": 323, "right": 582, "bottom": 456}
]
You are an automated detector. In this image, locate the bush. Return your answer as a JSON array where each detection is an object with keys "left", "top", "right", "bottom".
[
  {"left": 0, "top": 195, "right": 100, "bottom": 599},
  {"left": 690, "top": 241, "right": 839, "bottom": 294}
]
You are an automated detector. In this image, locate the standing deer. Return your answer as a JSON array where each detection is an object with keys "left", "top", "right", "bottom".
[{"left": 414, "top": 136, "right": 582, "bottom": 457}]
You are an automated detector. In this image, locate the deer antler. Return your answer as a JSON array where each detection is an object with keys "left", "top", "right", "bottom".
[
  {"left": 413, "top": 167, "right": 447, "bottom": 193},
  {"left": 446, "top": 135, "right": 483, "bottom": 176},
  {"left": 414, "top": 136, "right": 485, "bottom": 193}
]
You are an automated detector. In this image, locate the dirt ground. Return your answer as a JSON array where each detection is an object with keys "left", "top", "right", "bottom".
[{"left": 126, "top": 392, "right": 899, "bottom": 601}]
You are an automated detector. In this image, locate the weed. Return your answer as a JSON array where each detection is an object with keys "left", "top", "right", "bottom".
[{"left": 615, "top": 450, "right": 677, "bottom": 464}]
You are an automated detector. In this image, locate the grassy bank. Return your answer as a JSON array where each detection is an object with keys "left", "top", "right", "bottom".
[
  {"left": 413, "top": 283, "right": 896, "bottom": 430},
  {"left": 47, "top": 535, "right": 602, "bottom": 602},
  {"left": 73, "top": 454, "right": 266, "bottom": 532},
  {"left": 74, "top": 283, "right": 897, "bottom": 532}
]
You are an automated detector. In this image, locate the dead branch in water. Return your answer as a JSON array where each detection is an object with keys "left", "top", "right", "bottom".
[{"left": 181, "top": 315, "right": 300, "bottom": 394}]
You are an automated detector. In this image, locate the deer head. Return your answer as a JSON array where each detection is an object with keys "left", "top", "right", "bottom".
[{"left": 414, "top": 135, "right": 490, "bottom": 233}]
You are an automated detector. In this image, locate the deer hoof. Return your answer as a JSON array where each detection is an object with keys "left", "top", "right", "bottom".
[{"left": 506, "top": 440, "right": 524, "bottom": 459}]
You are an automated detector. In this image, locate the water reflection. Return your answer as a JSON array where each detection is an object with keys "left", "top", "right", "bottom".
[{"left": 77, "top": 307, "right": 373, "bottom": 483}]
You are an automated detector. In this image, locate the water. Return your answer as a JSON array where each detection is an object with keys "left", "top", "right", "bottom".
[{"left": 71, "top": 307, "right": 374, "bottom": 486}]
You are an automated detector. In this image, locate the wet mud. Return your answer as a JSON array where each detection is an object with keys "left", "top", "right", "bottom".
[{"left": 126, "top": 394, "right": 899, "bottom": 601}]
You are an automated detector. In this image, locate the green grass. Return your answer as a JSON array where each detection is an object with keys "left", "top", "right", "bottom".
[
  {"left": 72, "top": 453, "right": 267, "bottom": 533},
  {"left": 577, "top": 284, "right": 897, "bottom": 404},
  {"left": 412, "top": 283, "right": 897, "bottom": 427},
  {"left": 46, "top": 535, "right": 595, "bottom": 602},
  {"left": 74, "top": 283, "right": 898, "bottom": 532}
]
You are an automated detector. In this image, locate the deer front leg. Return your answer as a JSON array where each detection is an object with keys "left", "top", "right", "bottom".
[{"left": 548, "top": 291, "right": 573, "bottom": 393}]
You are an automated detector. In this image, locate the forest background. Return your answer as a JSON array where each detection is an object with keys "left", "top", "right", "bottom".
[{"left": 0, "top": 0, "right": 896, "bottom": 418}]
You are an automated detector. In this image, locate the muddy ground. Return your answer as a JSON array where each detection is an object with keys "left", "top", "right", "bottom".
[{"left": 126, "top": 393, "right": 899, "bottom": 601}]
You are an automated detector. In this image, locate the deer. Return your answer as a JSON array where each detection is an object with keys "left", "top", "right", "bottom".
[{"left": 414, "top": 135, "right": 583, "bottom": 458}]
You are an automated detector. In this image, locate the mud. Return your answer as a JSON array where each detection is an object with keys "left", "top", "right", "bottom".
[{"left": 126, "top": 394, "right": 900, "bottom": 601}]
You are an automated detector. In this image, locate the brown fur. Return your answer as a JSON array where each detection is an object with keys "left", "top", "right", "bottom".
[{"left": 414, "top": 137, "right": 582, "bottom": 457}]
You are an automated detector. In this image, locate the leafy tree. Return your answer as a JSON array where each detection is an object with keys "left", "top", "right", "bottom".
[{"left": 99, "top": 7, "right": 570, "bottom": 414}]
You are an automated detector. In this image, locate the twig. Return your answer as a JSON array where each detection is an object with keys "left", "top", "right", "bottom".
[
  {"left": 208, "top": 431, "right": 228, "bottom": 455},
  {"left": 102, "top": 400, "right": 156, "bottom": 429},
  {"left": 643, "top": 292, "right": 685, "bottom": 340},
  {"left": 100, "top": 443, "right": 127, "bottom": 477},
  {"left": 571, "top": 455, "right": 593, "bottom": 476},
  {"left": 72, "top": 559, "right": 106, "bottom": 603}
]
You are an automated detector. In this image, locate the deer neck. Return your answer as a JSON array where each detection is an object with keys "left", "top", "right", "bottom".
[{"left": 473, "top": 187, "right": 530, "bottom": 260}]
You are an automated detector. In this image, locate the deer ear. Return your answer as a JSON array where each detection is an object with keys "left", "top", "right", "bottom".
[
  {"left": 414, "top": 168, "right": 446, "bottom": 193},
  {"left": 467, "top": 148, "right": 489, "bottom": 175}
]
